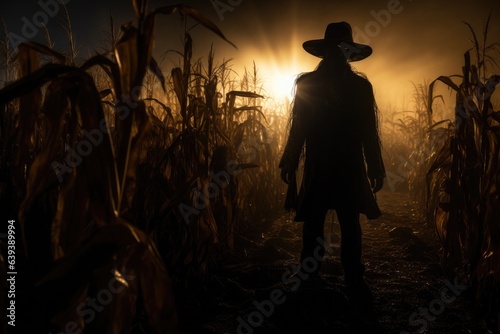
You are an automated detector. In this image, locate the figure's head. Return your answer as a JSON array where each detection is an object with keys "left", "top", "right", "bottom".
[
  {"left": 303, "top": 22, "right": 372, "bottom": 62},
  {"left": 323, "top": 44, "right": 348, "bottom": 66}
]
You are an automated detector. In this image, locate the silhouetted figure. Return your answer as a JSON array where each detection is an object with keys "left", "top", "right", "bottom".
[{"left": 279, "top": 22, "right": 385, "bottom": 309}]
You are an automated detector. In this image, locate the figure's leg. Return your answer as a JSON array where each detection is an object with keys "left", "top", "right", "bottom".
[
  {"left": 300, "top": 207, "right": 328, "bottom": 275},
  {"left": 336, "top": 205, "right": 364, "bottom": 282},
  {"left": 336, "top": 204, "right": 373, "bottom": 305}
]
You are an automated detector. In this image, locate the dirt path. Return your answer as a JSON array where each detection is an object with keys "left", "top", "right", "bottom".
[{"left": 178, "top": 190, "right": 486, "bottom": 334}]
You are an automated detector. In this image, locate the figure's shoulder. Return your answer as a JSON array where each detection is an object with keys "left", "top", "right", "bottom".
[
  {"left": 349, "top": 71, "right": 372, "bottom": 90},
  {"left": 296, "top": 72, "right": 316, "bottom": 85},
  {"left": 295, "top": 71, "right": 323, "bottom": 92}
]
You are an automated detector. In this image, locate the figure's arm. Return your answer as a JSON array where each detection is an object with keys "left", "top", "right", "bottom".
[
  {"left": 361, "top": 82, "right": 385, "bottom": 190},
  {"left": 279, "top": 79, "right": 310, "bottom": 179}
]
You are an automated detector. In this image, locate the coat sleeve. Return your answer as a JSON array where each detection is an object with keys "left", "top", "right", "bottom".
[
  {"left": 279, "top": 79, "right": 311, "bottom": 171},
  {"left": 360, "top": 81, "right": 386, "bottom": 179}
]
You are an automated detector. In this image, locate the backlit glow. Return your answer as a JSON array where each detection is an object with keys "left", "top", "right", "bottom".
[{"left": 262, "top": 64, "right": 301, "bottom": 100}]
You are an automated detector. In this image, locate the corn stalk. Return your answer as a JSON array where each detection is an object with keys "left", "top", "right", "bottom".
[
  {"left": 0, "top": 1, "right": 236, "bottom": 332},
  {"left": 427, "top": 16, "right": 500, "bottom": 332}
]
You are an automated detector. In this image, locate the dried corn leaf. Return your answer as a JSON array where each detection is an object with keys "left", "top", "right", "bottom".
[
  {"left": 37, "top": 221, "right": 176, "bottom": 333},
  {"left": 132, "top": 0, "right": 147, "bottom": 19},
  {"left": 149, "top": 56, "right": 166, "bottom": 91},
  {"left": 19, "top": 41, "right": 66, "bottom": 64},
  {"left": 150, "top": 4, "right": 236, "bottom": 49},
  {"left": 171, "top": 67, "right": 185, "bottom": 113},
  {"left": 80, "top": 54, "right": 122, "bottom": 95},
  {"left": 123, "top": 101, "right": 151, "bottom": 210},
  {"left": 227, "top": 90, "right": 264, "bottom": 99},
  {"left": 427, "top": 137, "right": 452, "bottom": 176},
  {"left": 20, "top": 79, "right": 70, "bottom": 220},
  {"left": 115, "top": 23, "right": 139, "bottom": 95}
]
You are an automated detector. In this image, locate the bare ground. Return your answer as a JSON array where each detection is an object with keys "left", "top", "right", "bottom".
[{"left": 176, "top": 190, "right": 489, "bottom": 334}]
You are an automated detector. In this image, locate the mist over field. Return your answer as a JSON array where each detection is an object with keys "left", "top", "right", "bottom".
[
  {"left": 2, "top": 0, "right": 499, "bottom": 109},
  {"left": 1, "top": 1, "right": 499, "bottom": 333}
]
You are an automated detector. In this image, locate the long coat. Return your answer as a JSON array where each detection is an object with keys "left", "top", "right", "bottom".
[{"left": 279, "top": 67, "right": 385, "bottom": 221}]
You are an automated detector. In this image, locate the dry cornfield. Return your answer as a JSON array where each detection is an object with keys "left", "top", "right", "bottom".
[
  {"left": 0, "top": 1, "right": 287, "bottom": 332},
  {"left": 0, "top": 1, "right": 499, "bottom": 333},
  {"left": 382, "top": 16, "right": 500, "bottom": 332}
]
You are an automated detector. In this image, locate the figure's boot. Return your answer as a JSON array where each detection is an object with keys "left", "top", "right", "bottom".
[
  {"left": 345, "top": 270, "right": 373, "bottom": 307},
  {"left": 300, "top": 215, "right": 327, "bottom": 278},
  {"left": 293, "top": 218, "right": 328, "bottom": 289}
]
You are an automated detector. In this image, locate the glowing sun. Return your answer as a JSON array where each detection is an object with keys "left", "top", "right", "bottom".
[{"left": 263, "top": 65, "right": 301, "bottom": 101}]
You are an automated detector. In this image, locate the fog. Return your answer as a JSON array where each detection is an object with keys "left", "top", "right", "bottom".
[
  {"left": 1, "top": 0, "right": 499, "bottom": 110},
  {"left": 2, "top": 2, "right": 500, "bottom": 333}
]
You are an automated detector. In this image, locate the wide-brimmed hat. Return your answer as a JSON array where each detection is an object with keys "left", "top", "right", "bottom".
[{"left": 303, "top": 22, "right": 372, "bottom": 61}]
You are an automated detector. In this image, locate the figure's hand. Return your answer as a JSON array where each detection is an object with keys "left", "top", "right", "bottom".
[
  {"left": 280, "top": 167, "right": 295, "bottom": 185},
  {"left": 370, "top": 175, "right": 384, "bottom": 193}
]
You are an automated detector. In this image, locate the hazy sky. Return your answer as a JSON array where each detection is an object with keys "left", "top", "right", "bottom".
[{"left": 1, "top": 0, "right": 499, "bottom": 111}]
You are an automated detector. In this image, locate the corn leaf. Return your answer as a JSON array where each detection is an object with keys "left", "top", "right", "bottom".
[
  {"left": 150, "top": 4, "right": 237, "bottom": 49},
  {"left": 18, "top": 41, "right": 66, "bottom": 64},
  {"left": 114, "top": 23, "right": 139, "bottom": 95},
  {"left": 149, "top": 57, "right": 166, "bottom": 92}
]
